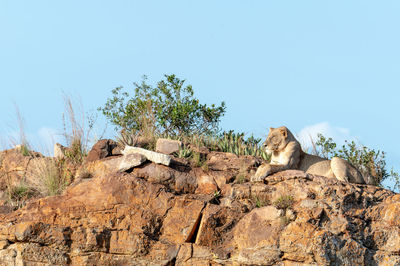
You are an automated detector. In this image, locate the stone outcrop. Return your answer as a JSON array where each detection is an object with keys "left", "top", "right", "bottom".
[
  {"left": 85, "top": 139, "right": 120, "bottom": 163},
  {"left": 122, "top": 146, "right": 172, "bottom": 166},
  {"left": 0, "top": 147, "right": 400, "bottom": 265},
  {"left": 156, "top": 138, "right": 182, "bottom": 155}
]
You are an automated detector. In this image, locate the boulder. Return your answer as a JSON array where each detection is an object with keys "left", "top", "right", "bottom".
[
  {"left": 195, "top": 174, "right": 218, "bottom": 194},
  {"left": 1, "top": 145, "right": 400, "bottom": 265},
  {"left": 156, "top": 138, "right": 182, "bottom": 155},
  {"left": 85, "top": 139, "right": 118, "bottom": 163},
  {"left": 53, "top": 143, "right": 66, "bottom": 159},
  {"left": 118, "top": 153, "right": 147, "bottom": 172},
  {"left": 122, "top": 146, "right": 171, "bottom": 166},
  {"left": 207, "top": 152, "right": 259, "bottom": 171}
]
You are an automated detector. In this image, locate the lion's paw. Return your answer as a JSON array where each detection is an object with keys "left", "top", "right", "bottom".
[{"left": 251, "top": 164, "right": 270, "bottom": 182}]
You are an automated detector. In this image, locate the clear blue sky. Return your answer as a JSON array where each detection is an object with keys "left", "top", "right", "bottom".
[{"left": 1, "top": 1, "right": 399, "bottom": 187}]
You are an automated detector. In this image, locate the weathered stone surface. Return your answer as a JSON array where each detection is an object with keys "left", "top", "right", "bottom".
[
  {"left": 85, "top": 139, "right": 118, "bottom": 163},
  {"left": 207, "top": 151, "right": 259, "bottom": 171},
  {"left": 123, "top": 146, "right": 172, "bottom": 166},
  {"left": 156, "top": 138, "right": 182, "bottom": 155},
  {"left": 195, "top": 174, "right": 218, "bottom": 194},
  {"left": 54, "top": 143, "right": 66, "bottom": 158},
  {"left": 1, "top": 145, "right": 400, "bottom": 265},
  {"left": 161, "top": 197, "right": 205, "bottom": 244},
  {"left": 118, "top": 153, "right": 147, "bottom": 172}
]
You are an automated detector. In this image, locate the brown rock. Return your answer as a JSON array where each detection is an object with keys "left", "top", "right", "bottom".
[
  {"left": 156, "top": 138, "right": 182, "bottom": 155},
  {"left": 161, "top": 197, "right": 205, "bottom": 244},
  {"left": 195, "top": 174, "right": 218, "bottom": 194},
  {"left": 232, "top": 206, "right": 283, "bottom": 265},
  {"left": 207, "top": 152, "right": 258, "bottom": 171},
  {"left": 85, "top": 139, "right": 117, "bottom": 163},
  {"left": 0, "top": 147, "right": 400, "bottom": 265}
]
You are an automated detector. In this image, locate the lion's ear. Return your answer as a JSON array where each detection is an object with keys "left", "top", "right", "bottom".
[
  {"left": 269, "top": 127, "right": 274, "bottom": 132},
  {"left": 280, "top": 127, "right": 287, "bottom": 138}
]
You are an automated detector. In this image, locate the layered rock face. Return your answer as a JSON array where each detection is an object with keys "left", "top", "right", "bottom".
[{"left": 0, "top": 147, "right": 399, "bottom": 265}]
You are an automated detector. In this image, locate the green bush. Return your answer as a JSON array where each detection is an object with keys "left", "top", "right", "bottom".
[
  {"left": 273, "top": 195, "right": 294, "bottom": 210},
  {"left": 314, "top": 133, "right": 392, "bottom": 186},
  {"left": 99, "top": 74, "right": 226, "bottom": 138}
]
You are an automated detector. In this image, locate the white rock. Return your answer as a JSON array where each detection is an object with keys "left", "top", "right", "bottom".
[
  {"left": 122, "top": 146, "right": 172, "bottom": 166},
  {"left": 118, "top": 153, "right": 147, "bottom": 172},
  {"left": 54, "top": 143, "right": 66, "bottom": 159}
]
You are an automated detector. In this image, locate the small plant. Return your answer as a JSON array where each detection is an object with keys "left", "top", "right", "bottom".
[
  {"left": 211, "top": 190, "right": 222, "bottom": 204},
  {"left": 174, "top": 145, "right": 193, "bottom": 159},
  {"left": 7, "top": 182, "right": 36, "bottom": 208},
  {"left": 273, "top": 195, "right": 294, "bottom": 210},
  {"left": 391, "top": 168, "right": 400, "bottom": 192},
  {"left": 252, "top": 194, "right": 270, "bottom": 208},
  {"left": 235, "top": 173, "right": 246, "bottom": 184},
  {"left": 77, "top": 166, "right": 92, "bottom": 179},
  {"left": 36, "top": 159, "right": 71, "bottom": 196},
  {"left": 64, "top": 138, "right": 85, "bottom": 165},
  {"left": 116, "top": 129, "right": 139, "bottom": 148},
  {"left": 20, "top": 144, "right": 30, "bottom": 157},
  {"left": 215, "top": 130, "right": 270, "bottom": 160},
  {"left": 191, "top": 151, "right": 207, "bottom": 168}
]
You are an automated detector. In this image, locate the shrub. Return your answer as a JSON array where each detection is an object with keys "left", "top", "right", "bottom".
[
  {"left": 314, "top": 133, "right": 391, "bottom": 186},
  {"left": 99, "top": 74, "right": 226, "bottom": 138},
  {"left": 20, "top": 144, "right": 31, "bottom": 157},
  {"left": 35, "top": 158, "right": 72, "bottom": 197},
  {"left": 174, "top": 145, "right": 193, "bottom": 159},
  {"left": 216, "top": 130, "right": 270, "bottom": 160},
  {"left": 253, "top": 195, "right": 270, "bottom": 208},
  {"left": 7, "top": 182, "right": 36, "bottom": 208},
  {"left": 273, "top": 195, "right": 294, "bottom": 210},
  {"left": 62, "top": 95, "right": 94, "bottom": 164}
]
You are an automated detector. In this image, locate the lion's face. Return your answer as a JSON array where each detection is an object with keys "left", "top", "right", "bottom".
[{"left": 263, "top": 127, "right": 289, "bottom": 153}]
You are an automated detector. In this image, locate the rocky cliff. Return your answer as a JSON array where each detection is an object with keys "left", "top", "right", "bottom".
[{"left": 0, "top": 143, "right": 399, "bottom": 265}]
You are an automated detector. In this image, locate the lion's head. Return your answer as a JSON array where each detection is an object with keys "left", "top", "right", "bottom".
[{"left": 263, "top": 126, "right": 294, "bottom": 153}]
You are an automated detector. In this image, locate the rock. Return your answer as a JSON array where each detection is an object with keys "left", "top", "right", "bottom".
[
  {"left": 1, "top": 144, "right": 400, "bottom": 265},
  {"left": 123, "top": 146, "right": 172, "bottom": 166},
  {"left": 156, "top": 138, "right": 182, "bottom": 155},
  {"left": 161, "top": 197, "right": 205, "bottom": 243},
  {"left": 85, "top": 139, "right": 118, "bottom": 163},
  {"left": 195, "top": 174, "right": 218, "bottom": 194},
  {"left": 232, "top": 206, "right": 283, "bottom": 265},
  {"left": 53, "top": 143, "right": 66, "bottom": 158},
  {"left": 207, "top": 152, "right": 259, "bottom": 171},
  {"left": 118, "top": 153, "right": 147, "bottom": 172}
]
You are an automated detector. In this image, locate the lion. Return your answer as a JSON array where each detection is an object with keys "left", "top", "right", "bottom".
[{"left": 251, "top": 126, "right": 370, "bottom": 184}]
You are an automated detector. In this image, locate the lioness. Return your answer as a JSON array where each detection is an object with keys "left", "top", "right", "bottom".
[{"left": 251, "top": 126, "right": 369, "bottom": 184}]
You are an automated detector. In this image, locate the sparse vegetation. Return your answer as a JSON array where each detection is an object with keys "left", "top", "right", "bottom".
[
  {"left": 62, "top": 94, "right": 97, "bottom": 164},
  {"left": 20, "top": 144, "right": 30, "bottom": 157},
  {"left": 36, "top": 158, "right": 71, "bottom": 196},
  {"left": 313, "top": 133, "right": 394, "bottom": 186},
  {"left": 273, "top": 195, "right": 294, "bottom": 210},
  {"left": 252, "top": 194, "right": 270, "bottom": 208},
  {"left": 116, "top": 129, "right": 139, "bottom": 148},
  {"left": 191, "top": 151, "right": 207, "bottom": 168},
  {"left": 174, "top": 145, "right": 193, "bottom": 159},
  {"left": 216, "top": 131, "right": 270, "bottom": 160},
  {"left": 7, "top": 182, "right": 36, "bottom": 208},
  {"left": 211, "top": 190, "right": 222, "bottom": 204}
]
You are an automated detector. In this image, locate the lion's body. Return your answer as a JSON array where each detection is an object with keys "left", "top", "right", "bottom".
[{"left": 251, "top": 126, "right": 367, "bottom": 184}]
